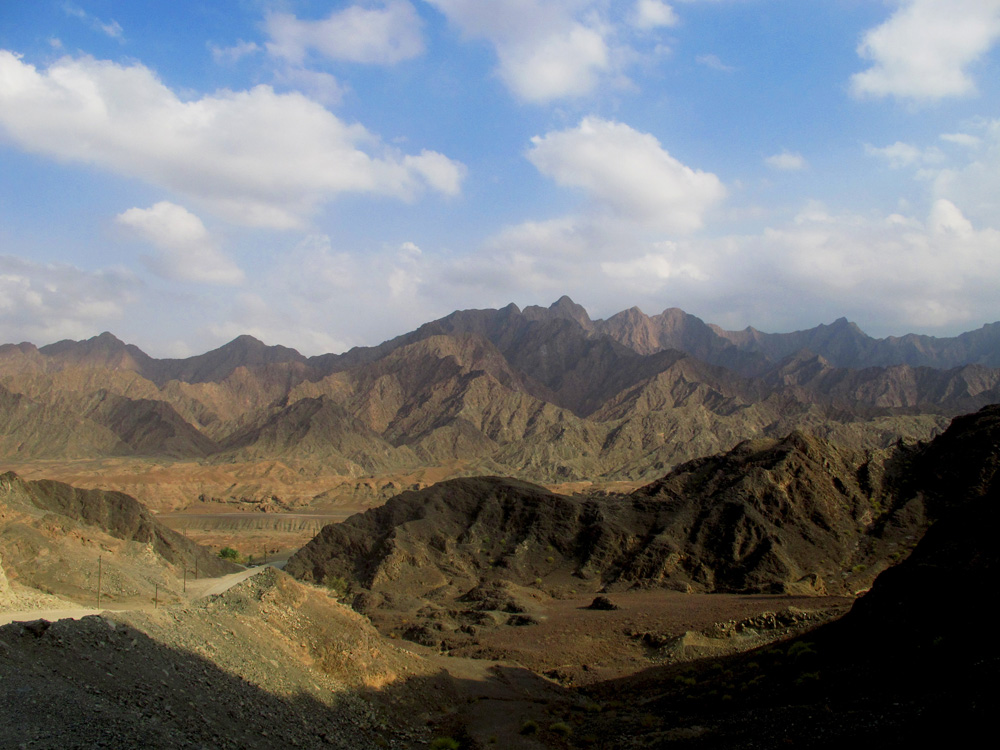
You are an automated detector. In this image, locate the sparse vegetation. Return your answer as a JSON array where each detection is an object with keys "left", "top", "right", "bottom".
[
  {"left": 430, "top": 738, "right": 460, "bottom": 750},
  {"left": 323, "top": 574, "right": 349, "bottom": 596},
  {"left": 549, "top": 721, "right": 572, "bottom": 737},
  {"left": 519, "top": 720, "right": 539, "bottom": 735},
  {"left": 218, "top": 547, "right": 240, "bottom": 561}
]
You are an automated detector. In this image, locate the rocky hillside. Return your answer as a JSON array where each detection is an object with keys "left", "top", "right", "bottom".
[
  {"left": 286, "top": 405, "right": 1000, "bottom": 660},
  {"left": 2, "top": 298, "right": 997, "bottom": 510},
  {"left": 0, "top": 568, "right": 437, "bottom": 749},
  {"left": 576, "top": 406, "right": 1000, "bottom": 748},
  {"left": 0, "top": 472, "right": 236, "bottom": 603},
  {"left": 286, "top": 430, "right": 913, "bottom": 602}
]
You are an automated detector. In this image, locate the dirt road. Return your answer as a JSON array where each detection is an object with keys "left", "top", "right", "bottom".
[{"left": 0, "top": 563, "right": 281, "bottom": 626}]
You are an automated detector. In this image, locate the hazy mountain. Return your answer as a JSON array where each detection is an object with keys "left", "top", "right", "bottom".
[{"left": 1, "top": 299, "right": 997, "bottom": 507}]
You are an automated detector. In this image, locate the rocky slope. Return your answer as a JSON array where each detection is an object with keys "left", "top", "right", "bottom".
[
  {"left": 2, "top": 298, "right": 996, "bottom": 510},
  {"left": 0, "top": 472, "right": 236, "bottom": 604},
  {"left": 0, "top": 568, "right": 437, "bottom": 749},
  {"left": 287, "top": 406, "right": 1000, "bottom": 660},
  {"left": 574, "top": 405, "right": 1000, "bottom": 748},
  {"left": 285, "top": 431, "right": 910, "bottom": 603}
]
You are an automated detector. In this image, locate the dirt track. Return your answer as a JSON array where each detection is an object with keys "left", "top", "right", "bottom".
[{"left": 0, "top": 563, "right": 277, "bottom": 626}]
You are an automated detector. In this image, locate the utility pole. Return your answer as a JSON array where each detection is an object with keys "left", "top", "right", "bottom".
[
  {"left": 154, "top": 583, "right": 159, "bottom": 609},
  {"left": 183, "top": 565, "right": 187, "bottom": 594},
  {"left": 96, "top": 555, "right": 103, "bottom": 610}
]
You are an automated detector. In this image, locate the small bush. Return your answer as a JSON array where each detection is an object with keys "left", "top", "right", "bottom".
[
  {"left": 324, "top": 575, "right": 349, "bottom": 596},
  {"left": 519, "top": 720, "right": 539, "bottom": 735},
  {"left": 430, "top": 738, "right": 460, "bottom": 750},
  {"left": 787, "top": 641, "right": 816, "bottom": 659},
  {"left": 549, "top": 722, "right": 572, "bottom": 737},
  {"left": 218, "top": 547, "right": 240, "bottom": 561}
]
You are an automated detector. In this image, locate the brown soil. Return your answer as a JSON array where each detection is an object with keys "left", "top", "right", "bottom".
[{"left": 372, "top": 589, "right": 851, "bottom": 687}]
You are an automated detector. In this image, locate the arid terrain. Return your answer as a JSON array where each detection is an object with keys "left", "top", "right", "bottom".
[
  {"left": 2, "top": 303, "right": 998, "bottom": 747},
  {"left": 7, "top": 298, "right": 996, "bottom": 513}
]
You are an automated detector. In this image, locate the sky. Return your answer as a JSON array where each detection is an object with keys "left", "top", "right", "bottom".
[{"left": 2, "top": 0, "right": 1000, "bottom": 357}]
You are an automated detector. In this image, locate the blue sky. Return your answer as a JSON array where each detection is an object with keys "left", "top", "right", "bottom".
[{"left": 2, "top": 1, "right": 1000, "bottom": 356}]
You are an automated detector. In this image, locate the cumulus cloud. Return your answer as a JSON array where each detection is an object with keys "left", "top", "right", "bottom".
[
  {"left": 851, "top": 0, "right": 1000, "bottom": 100},
  {"left": 940, "top": 132, "right": 981, "bottom": 148},
  {"left": 265, "top": 1, "right": 424, "bottom": 65},
  {"left": 116, "top": 202, "right": 245, "bottom": 285},
  {"left": 864, "top": 141, "right": 944, "bottom": 169},
  {"left": 270, "top": 66, "right": 346, "bottom": 106},
  {"left": 0, "top": 256, "right": 137, "bottom": 345},
  {"left": 527, "top": 117, "right": 726, "bottom": 232},
  {"left": 435, "top": 188, "right": 1000, "bottom": 341},
  {"left": 203, "top": 235, "right": 448, "bottom": 355},
  {"left": 631, "top": 1, "right": 679, "bottom": 30},
  {"left": 764, "top": 151, "right": 807, "bottom": 171},
  {"left": 0, "top": 51, "right": 465, "bottom": 228},
  {"left": 931, "top": 119, "right": 1000, "bottom": 225},
  {"left": 426, "top": 0, "right": 622, "bottom": 102}
]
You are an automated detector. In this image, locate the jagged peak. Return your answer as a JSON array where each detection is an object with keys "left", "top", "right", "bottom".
[
  {"left": 607, "top": 305, "right": 649, "bottom": 323},
  {"left": 824, "top": 317, "right": 866, "bottom": 336}
]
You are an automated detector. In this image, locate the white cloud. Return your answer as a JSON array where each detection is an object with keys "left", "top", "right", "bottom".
[
  {"left": 940, "top": 132, "right": 981, "bottom": 148},
  {"left": 116, "top": 202, "right": 245, "bottom": 285},
  {"left": 499, "top": 23, "right": 610, "bottom": 101},
  {"left": 927, "top": 198, "right": 974, "bottom": 237},
  {"left": 265, "top": 1, "right": 424, "bottom": 65},
  {"left": 438, "top": 190, "right": 1000, "bottom": 340},
  {"left": 209, "top": 40, "right": 261, "bottom": 64},
  {"left": 0, "top": 256, "right": 137, "bottom": 345},
  {"left": 696, "top": 53, "right": 734, "bottom": 72},
  {"left": 0, "top": 51, "right": 465, "bottom": 229},
  {"left": 426, "top": 0, "right": 620, "bottom": 102},
  {"left": 527, "top": 117, "right": 726, "bottom": 232},
  {"left": 864, "top": 141, "right": 944, "bottom": 168},
  {"left": 62, "top": 2, "right": 123, "bottom": 40},
  {"left": 631, "top": 1, "right": 679, "bottom": 30},
  {"left": 764, "top": 151, "right": 807, "bottom": 171},
  {"left": 404, "top": 150, "right": 467, "bottom": 196},
  {"left": 932, "top": 119, "right": 1000, "bottom": 224},
  {"left": 270, "top": 66, "right": 346, "bottom": 106},
  {"left": 851, "top": 0, "right": 1000, "bottom": 100}
]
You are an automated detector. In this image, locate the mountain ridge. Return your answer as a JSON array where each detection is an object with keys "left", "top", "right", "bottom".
[{"left": 2, "top": 298, "right": 996, "bottom": 511}]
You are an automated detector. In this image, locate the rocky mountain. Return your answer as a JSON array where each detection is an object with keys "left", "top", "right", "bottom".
[
  {"left": 1, "top": 299, "right": 997, "bottom": 510},
  {"left": 578, "top": 405, "right": 1000, "bottom": 748},
  {"left": 285, "top": 427, "right": 915, "bottom": 601},
  {"left": 0, "top": 471, "right": 236, "bottom": 603},
  {"left": 284, "top": 404, "right": 998, "bottom": 693}
]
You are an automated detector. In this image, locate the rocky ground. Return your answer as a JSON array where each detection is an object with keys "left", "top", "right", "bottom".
[
  {"left": 0, "top": 568, "right": 439, "bottom": 749},
  {"left": 2, "top": 405, "right": 997, "bottom": 748}
]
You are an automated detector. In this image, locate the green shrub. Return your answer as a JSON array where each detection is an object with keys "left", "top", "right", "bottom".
[
  {"left": 519, "top": 720, "right": 539, "bottom": 735},
  {"left": 218, "top": 547, "right": 240, "bottom": 561},
  {"left": 430, "top": 738, "right": 460, "bottom": 750},
  {"left": 549, "top": 722, "right": 572, "bottom": 737},
  {"left": 787, "top": 641, "right": 816, "bottom": 659},
  {"left": 324, "top": 575, "right": 349, "bottom": 596}
]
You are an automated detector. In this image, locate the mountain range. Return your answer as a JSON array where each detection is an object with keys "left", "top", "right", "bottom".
[{"left": 1, "top": 298, "right": 998, "bottom": 510}]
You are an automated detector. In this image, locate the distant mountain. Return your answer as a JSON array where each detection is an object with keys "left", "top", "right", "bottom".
[{"left": 1, "top": 299, "right": 997, "bottom": 509}]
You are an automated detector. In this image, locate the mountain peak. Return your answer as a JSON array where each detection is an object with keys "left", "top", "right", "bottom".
[{"left": 548, "top": 296, "right": 592, "bottom": 326}]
